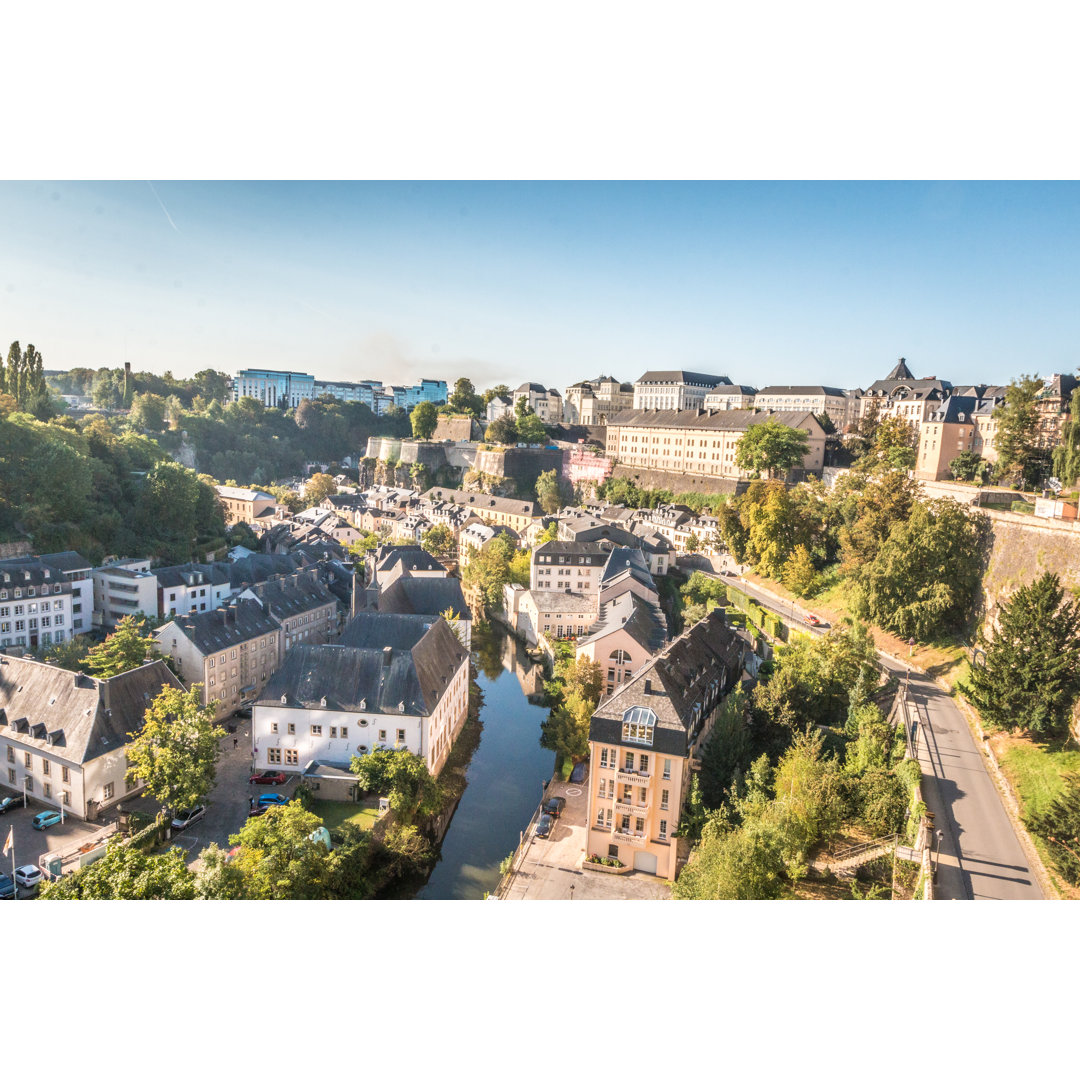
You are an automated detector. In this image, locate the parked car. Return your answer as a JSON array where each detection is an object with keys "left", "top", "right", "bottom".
[
  {"left": 542, "top": 796, "right": 566, "bottom": 819},
  {"left": 0, "top": 874, "right": 14, "bottom": 900},
  {"left": 804, "top": 614, "right": 822, "bottom": 626},
  {"left": 249, "top": 770, "right": 287, "bottom": 786},
  {"left": 569, "top": 761, "right": 588, "bottom": 784},
  {"left": 0, "top": 795, "right": 21, "bottom": 815},
  {"left": 14, "top": 865, "right": 42, "bottom": 890},
  {"left": 32, "top": 810, "right": 62, "bottom": 830},
  {"left": 247, "top": 803, "right": 272, "bottom": 817},
  {"left": 258, "top": 792, "right": 289, "bottom": 806},
  {"left": 171, "top": 806, "right": 206, "bottom": 831},
  {"left": 535, "top": 813, "right": 555, "bottom": 839},
  {"left": 720, "top": 569, "right": 735, "bottom": 577}
]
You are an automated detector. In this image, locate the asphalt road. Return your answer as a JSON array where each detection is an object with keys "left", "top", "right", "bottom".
[{"left": 713, "top": 563, "right": 1045, "bottom": 900}]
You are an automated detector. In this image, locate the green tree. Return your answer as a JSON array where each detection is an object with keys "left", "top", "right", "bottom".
[
  {"left": 461, "top": 531, "right": 517, "bottom": 610},
  {"left": 734, "top": 419, "right": 810, "bottom": 479},
  {"left": 303, "top": 471, "right": 337, "bottom": 507},
  {"left": 350, "top": 749, "right": 442, "bottom": 823},
  {"left": 125, "top": 684, "right": 222, "bottom": 813},
  {"left": 484, "top": 414, "right": 518, "bottom": 444},
  {"left": 1026, "top": 774, "right": 1080, "bottom": 885},
  {"left": 447, "top": 377, "right": 483, "bottom": 417},
  {"left": 683, "top": 531, "right": 700, "bottom": 553},
  {"left": 673, "top": 817, "right": 787, "bottom": 899},
  {"left": 966, "top": 572, "right": 1080, "bottom": 736},
  {"left": 852, "top": 498, "right": 990, "bottom": 640},
  {"left": 40, "top": 841, "right": 197, "bottom": 899},
  {"left": 814, "top": 412, "right": 836, "bottom": 435},
  {"left": 421, "top": 523, "right": 455, "bottom": 559},
  {"left": 782, "top": 544, "right": 818, "bottom": 597},
  {"left": 216, "top": 803, "right": 332, "bottom": 899},
  {"left": 994, "top": 374, "right": 1049, "bottom": 488},
  {"left": 128, "top": 391, "right": 167, "bottom": 431},
  {"left": 535, "top": 468, "right": 564, "bottom": 514},
  {"left": 1051, "top": 386, "right": 1080, "bottom": 486},
  {"left": 516, "top": 411, "right": 548, "bottom": 445},
  {"left": 482, "top": 383, "right": 511, "bottom": 406},
  {"left": 540, "top": 655, "right": 604, "bottom": 762},
  {"left": 410, "top": 399, "right": 439, "bottom": 440},
  {"left": 85, "top": 615, "right": 163, "bottom": 677},
  {"left": 949, "top": 449, "right": 989, "bottom": 483}
]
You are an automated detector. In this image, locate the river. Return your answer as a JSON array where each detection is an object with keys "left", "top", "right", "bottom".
[{"left": 416, "top": 621, "right": 554, "bottom": 900}]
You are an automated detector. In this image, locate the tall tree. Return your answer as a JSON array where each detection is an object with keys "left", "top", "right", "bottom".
[
  {"left": 447, "top": 377, "right": 483, "bottom": 417},
  {"left": 735, "top": 419, "right": 810, "bottom": 479},
  {"left": 303, "top": 471, "right": 337, "bottom": 507},
  {"left": 483, "top": 383, "right": 511, "bottom": 406},
  {"left": 484, "top": 414, "right": 518, "bottom": 444},
  {"left": 85, "top": 615, "right": 163, "bottom": 677},
  {"left": 350, "top": 749, "right": 442, "bottom": 824},
  {"left": 410, "top": 399, "right": 439, "bottom": 440},
  {"left": 39, "top": 842, "right": 197, "bottom": 899},
  {"left": 421, "top": 523, "right": 454, "bottom": 559},
  {"left": 535, "top": 468, "right": 564, "bottom": 514},
  {"left": 1051, "top": 385, "right": 1080, "bottom": 486},
  {"left": 966, "top": 572, "right": 1080, "bottom": 736},
  {"left": 994, "top": 374, "right": 1047, "bottom": 488},
  {"left": 516, "top": 411, "right": 547, "bottom": 444},
  {"left": 125, "top": 683, "right": 222, "bottom": 813}
]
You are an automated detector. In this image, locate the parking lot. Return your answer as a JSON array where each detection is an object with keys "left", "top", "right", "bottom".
[
  {"left": 0, "top": 798, "right": 110, "bottom": 897},
  {"left": 501, "top": 775, "right": 671, "bottom": 900}
]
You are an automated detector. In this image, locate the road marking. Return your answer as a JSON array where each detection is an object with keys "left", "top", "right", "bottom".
[{"left": 566, "top": 787, "right": 583, "bottom": 797}]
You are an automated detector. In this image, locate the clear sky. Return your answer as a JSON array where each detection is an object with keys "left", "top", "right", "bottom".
[{"left": 2, "top": 180, "right": 1078, "bottom": 393}]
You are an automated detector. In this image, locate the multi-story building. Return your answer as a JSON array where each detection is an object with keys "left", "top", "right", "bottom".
[
  {"left": 530, "top": 541, "right": 610, "bottom": 595},
  {"left": 702, "top": 384, "right": 757, "bottom": 410},
  {"left": 392, "top": 379, "right": 448, "bottom": 409},
  {"left": 1034, "top": 374, "right": 1079, "bottom": 450},
  {"left": 155, "top": 563, "right": 234, "bottom": 619},
  {"left": 857, "top": 358, "right": 952, "bottom": 431},
  {"left": 606, "top": 408, "right": 826, "bottom": 479},
  {"left": 0, "top": 551, "right": 92, "bottom": 646},
  {"left": 563, "top": 376, "right": 635, "bottom": 425},
  {"left": 215, "top": 485, "right": 279, "bottom": 528},
  {"left": 486, "top": 394, "right": 514, "bottom": 423},
  {"left": 916, "top": 388, "right": 1007, "bottom": 480},
  {"left": 585, "top": 609, "right": 750, "bottom": 879},
  {"left": 92, "top": 558, "right": 158, "bottom": 629},
  {"left": 252, "top": 614, "right": 469, "bottom": 780},
  {"left": 0, "top": 563, "right": 78, "bottom": 653},
  {"left": 421, "top": 488, "right": 542, "bottom": 534},
  {"left": 576, "top": 589, "right": 668, "bottom": 700},
  {"left": 232, "top": 369, "right": 316, "bottom": 408},
  {"left": 0, "top": 654, "right": 184, "bottom": 820},
  {"left": 754, "top": 385, "right": 853, "bottom": 429},
  {"left": 632, "top": 370, "right": 732, "bottom": 411},
  {"left": 512, "top": 382, "right": 563, "bottom": 423}
]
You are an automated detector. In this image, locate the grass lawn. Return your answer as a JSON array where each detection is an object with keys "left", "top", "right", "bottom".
[
  {"left": 993, "top": 734, "right": 1080, "bottom": 818},
  {"left": 311, "top": 800, "right": 381, "bottom": 831}
]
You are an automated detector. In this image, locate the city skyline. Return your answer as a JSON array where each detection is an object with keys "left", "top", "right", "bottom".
[{"left": 2, "top": 180, "right": 1079, "bottom": 393}]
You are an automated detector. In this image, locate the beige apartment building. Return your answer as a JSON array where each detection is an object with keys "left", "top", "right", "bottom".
[
  {"left": 564, "top": 376, "right": 635, "bottom": 425},
  {"left": 585, "top": 610, "right": 750, "bottom": 879},
  {"left": 916, "top": 391, "right": 1006, "bottom": 480},
  {"left": 754, "top": 385, "right": 853, "bottom": 429},
  {"left": 422, "top": 488, "right": 542, "bottom": 534},
  {"left": 605, "top": 408, "right": 825, "bottom": 479},
  {"left": 215, "top": 485, "right": 278, "bottom": 528}
]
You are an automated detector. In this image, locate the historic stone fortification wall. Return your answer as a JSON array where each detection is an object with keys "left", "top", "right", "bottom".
[
  {"left": 981, "top": 509, "right": 1080, "bottom": 611},
  {"left": 609, "top": 463, "right": 749, "bottom": 497},
  {"left": 474, "top": 447, "right": 563, "bottom": 489}
]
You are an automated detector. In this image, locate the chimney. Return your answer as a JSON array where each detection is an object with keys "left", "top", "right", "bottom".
[
  {"left": 644, "top": 678, "right": 651, "bottom": 694},
  {"left": 383, "top": 646, "right": 393, "bottom": 666}
]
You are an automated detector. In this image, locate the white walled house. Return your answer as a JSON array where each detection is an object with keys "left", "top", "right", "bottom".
[
  {"left": 92, "top": 558, "right": 158, "bottom": 628},
  {"left": 0, "top": 654, "right": 184, "bottom": 820},
  {"left": 0, "top": 561, "right": 79, "bottom": 653},
  {"left": 253, "top": 614, "right": 469, "bottom": 781}
]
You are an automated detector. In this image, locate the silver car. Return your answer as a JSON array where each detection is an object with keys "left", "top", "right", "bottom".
[{"left": 171, "top": 806, "right": 206, "bottom": 831}]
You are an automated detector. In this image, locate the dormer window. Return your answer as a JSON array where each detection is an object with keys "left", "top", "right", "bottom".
[{"left": 622, "top": 705, "right": 657, "bottom": 746}]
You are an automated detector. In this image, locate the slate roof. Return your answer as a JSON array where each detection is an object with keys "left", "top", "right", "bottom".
[
  {"left": 590, "top": 609, "right": 748, "bottom": 755},
  {"left": 756, "top": 385, "right": 847, "bottom": 397},
  {"left": 423, "top": 488, "right": 540, "bottom": 518},
  {"left": 927, "top": 396, "right": 980, "bottom": 424},
  {"left": 705, "top": 384, "right": 758, "bottom": 396},
  {"left": 0, "top": 655, "right": 183, "bottom": 765},
  {"left": 634, "top": 371, "right": 732, "bottom": 386},
  {"left": 158, "top": 598, "right": 280, "bottom": 657},
  {"left": 155, "top": 562, "right": 232, "bottom": 590},
  {"left": 215, "top": 485, "right": 276, "bottom": 501},
  {"left": 374, "top": 545, "right": 445, "bottom": 577},
  {"left": 886, "top": 357, "right": 914, "bottom": 380},
  {"left": 0, "top": 561, "right": 74, "bottom": 589},
  {"left": 579, "top": 589, "right": 668, "bottom": 654},
  {"left": 242, "top": 574, "right": 337, "bottom": 621},
  {"left": 535, "top": 540, "right": 611, "bottom": 565},
  {"left": 600, "top": 546, "right": 656, "bottom": 590},
  {"left": 378, "top": 576, "right": 470, "bottom": 622},
  {"left": 529, "top": 591, "right": 597, "bottom": 614},
  {"left": 263, "top": 617, "right": 466, "bottom": 716},
  {"left": 38, "top": 551, "right": 93, "bottom": 574},
  {"left": 606, "top": 408, "right": 821, "bottom": 433}
]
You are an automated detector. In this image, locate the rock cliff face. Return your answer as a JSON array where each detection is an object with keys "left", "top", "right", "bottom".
[
  {"left": 980, "top": 510, "right": 1080, "bottom": 615},
  {"left": 172, "top": 430, "right": 198, "bottom": 470}
]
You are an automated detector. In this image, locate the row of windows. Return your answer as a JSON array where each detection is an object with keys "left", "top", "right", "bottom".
[
  {"left": 0, "top": 599, "right": 64, "bottom": 616},
  {"left": 596, "top": 809, "right": 669, "bottom": 839},
  {"left": 0, "top": 584, "right": 64, "bottom": 600}
]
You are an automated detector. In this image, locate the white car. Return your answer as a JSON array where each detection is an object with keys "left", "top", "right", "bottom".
[
  {"left": 171, "top": 806, "right": 206, "bottom": 831},
  {"left": 14, "top": 865, "right": 42, "bottom": 890}
]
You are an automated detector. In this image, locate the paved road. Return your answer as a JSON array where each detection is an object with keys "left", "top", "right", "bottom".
[
  {"left": 713, "top": 563, "right": 1045, "bottom": 900},
  {"left": 501, "top": 776, "right": 670, "bottom": 900}
]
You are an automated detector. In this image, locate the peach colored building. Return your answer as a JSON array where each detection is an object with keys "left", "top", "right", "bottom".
[
  {"left": 585, "top": 610, "right": 751, "bottom": 879},
  {"left": 214, "top": 485, "right": 278, "bottom": 528},
  {"left": 576, "top": 589, "right": 667, "bottom": 700},
  {"left": 916, "top": 392, "right": 1006, "bottom": 481}
]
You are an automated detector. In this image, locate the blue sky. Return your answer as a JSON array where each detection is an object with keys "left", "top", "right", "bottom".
[{"left": 1, "top": 180, "right": 1078, "bottom": 393}]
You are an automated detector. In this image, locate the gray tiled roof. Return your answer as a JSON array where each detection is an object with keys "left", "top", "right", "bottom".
[
  {"left": 579, "top": 590, "right": 668, "bottom": 654},
  {"left": 0, "top": 655, "right": 183, "bottom": 765},
  {"left": 260, "top": 617, "right": 466, "bottom": 716},
  {"left": 634, "top": 371, "right": 732, "bottom": 386},
  {"left": 159, "top": 598, "right": 280, "bottom": 656},
  {"left": 590, "top": 609, "right": 748, "bottom": 756},
  {"left": 378, "top": 576, "right": 470, "bottom": 622},
  {"left": 756, "top": 385, "right": 847, "bottom": 397},
  {"left": 154, "top": 562, "right": 232, "bottom": 590},
  {"left": 606, "top": 408, "right": 821, "bottom": 432}
]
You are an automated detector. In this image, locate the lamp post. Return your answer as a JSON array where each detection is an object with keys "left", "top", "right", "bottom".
[{"left": 933, "top": 829, "right": 943, "bottom": 881}]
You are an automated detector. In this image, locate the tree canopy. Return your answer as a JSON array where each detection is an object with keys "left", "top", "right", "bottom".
[
  {"left": 84, "top": 616, "right": 164, "bottom": 678},
  {"left": 994, "top": 374, "right": 1049, "bottom": 488},
  {"left": 411, "top": 400, "right": 439, "bottom": 440},
  {"left": 125, "top": 684, "right": 222, "bottom": 813},
  {"left": 966, "top": 572, "right": 1080, "bottom": 737},
  {"left": 349, "top": 749, "right": 442, "bottom": 823},
  {"left": 734, "top": 420, "right": 810, "bottom": 479},
  {"left": 39, "top": 841, "right": 196, "bottom": 900}
]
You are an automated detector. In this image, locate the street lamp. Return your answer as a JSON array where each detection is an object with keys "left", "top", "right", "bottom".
[
  {"left": 933, "top": 829, "right": 943, "bottom": 881},
  {"left": 570, "top": 883, "right": 575, "bottom": 901},
  {"left": 908, "top": 638, "right": 916, "bottom": 658}
]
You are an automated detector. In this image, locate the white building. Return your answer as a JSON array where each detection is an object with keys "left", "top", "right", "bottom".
[
  {"left": 0, "top": 552, "right": 92, "bottom": 650},
  {"left": 253, "top": 614, "right": 469, "bottom": 780},
  {"left": 92, "top": 559, "right": 159, "bottom": 629},
  {"left": 0, "top": 654, "right": 184, "bottom": 820},
  {"left": 632, "top": 370, "right": 732, "bottom": 411},
  {"left": 512, "top": 383, "right": 563, "bottom": 423}
]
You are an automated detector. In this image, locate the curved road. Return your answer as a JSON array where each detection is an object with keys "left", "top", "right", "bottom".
[{"left": 709, "top": 566, "right": 1045, "bottom": 900}]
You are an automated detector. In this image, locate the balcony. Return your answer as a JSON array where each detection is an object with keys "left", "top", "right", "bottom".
[
  {"left": 613, "top": 829, "right": 647, "bottom": 848},
  {"left": 615, "top": 797, "right": 650, "bottom": 816},
  {"left": 617, "top": 768, "right": 650, "bottom": 788}
]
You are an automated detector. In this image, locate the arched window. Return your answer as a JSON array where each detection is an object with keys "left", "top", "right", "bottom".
[{"left": 609, "top": 649, "right": 631, "bottom": 664}]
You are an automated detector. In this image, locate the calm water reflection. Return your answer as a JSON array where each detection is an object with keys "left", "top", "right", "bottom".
[{"left": 416, "top": 622, "right": 554, "bottom": 900}]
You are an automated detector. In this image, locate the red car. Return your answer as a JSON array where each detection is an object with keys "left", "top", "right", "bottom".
[
  {"left": 249, "top": 770, "right": 286, "bottom": 785},
  {"left": 804, "top": 614, "right": 822, "bottom": 626}
]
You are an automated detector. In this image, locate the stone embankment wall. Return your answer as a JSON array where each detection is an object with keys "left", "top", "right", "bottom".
[
  {"left": 981, "top": 509, "right": 1080, "bottom": 611},
  {"left": 609, "top": 463, "right": 749, "bottom": 497}
]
